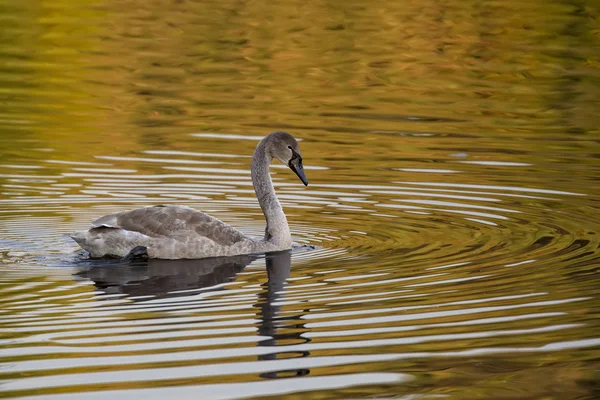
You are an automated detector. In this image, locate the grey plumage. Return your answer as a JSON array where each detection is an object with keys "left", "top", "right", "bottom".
[{"left": 70, "top": 131, "right": 308, "bottom": 259}]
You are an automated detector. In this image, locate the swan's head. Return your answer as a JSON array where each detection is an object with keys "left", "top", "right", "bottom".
[{"left": 267, "top": 131, "right": 308, "bottom": 186}]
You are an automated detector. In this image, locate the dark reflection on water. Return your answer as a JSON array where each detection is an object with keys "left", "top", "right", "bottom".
[
  {"left": 76, "top": 251, "right": 312, "bottom": 380},
  {"left": 76, "top": 251, "right": 312, "bottom": 378},
  {"left": 77, "top": 254, "right": 257, "bottom": 300},
  {"left": 256, "top": 251, "right": 311, "bottom": 379}
]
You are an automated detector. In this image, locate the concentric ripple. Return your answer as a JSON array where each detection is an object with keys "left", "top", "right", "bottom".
[{"left": 1, "top": 129, "right": 599, "bottom": 399}]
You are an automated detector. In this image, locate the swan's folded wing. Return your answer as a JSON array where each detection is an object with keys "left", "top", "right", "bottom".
[{"left": 91, "top": 205, "right": 247, "bottom": 246}]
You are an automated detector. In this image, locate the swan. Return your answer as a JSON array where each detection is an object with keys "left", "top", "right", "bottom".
[{"left": 70, "top": 131, "right": 308, "bottom": 259}]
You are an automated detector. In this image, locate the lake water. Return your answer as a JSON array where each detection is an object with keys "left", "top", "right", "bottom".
[{"left": 1, "top": 0, "right": 599, "bottom": 399}]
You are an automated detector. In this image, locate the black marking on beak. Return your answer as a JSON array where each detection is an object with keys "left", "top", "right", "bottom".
[{"left": 288, "top": 149, "right": 308, "bottom": 186}]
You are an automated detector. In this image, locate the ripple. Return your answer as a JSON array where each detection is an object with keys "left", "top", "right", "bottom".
[
  {"left": 95, "top": 156, "right": 232, "bottom": 165},
  {"left": 395, "top": 168, "right": 460, "bottom": 173},
  {"left": 9, "top": 373, "right": 409, "bottom": 400},
  {"left": 395, "top": 181, "right": 585, "bottom": 196},
  {"left": 458, "top": 161, "right": 533, "bottom": 166},
  {"left": 144, "top": 150, "right": 251, "bottom": 159},
  {"left": 191, "top": 133, "right": 269, "bottom": 141},
  {"left": 1, "top": 165, "right": 598, "bottom": 400}
]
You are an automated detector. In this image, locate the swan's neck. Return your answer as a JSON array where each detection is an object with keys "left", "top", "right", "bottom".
[{"left": 251, "top": 142, "right": 291, "bottom": 246}]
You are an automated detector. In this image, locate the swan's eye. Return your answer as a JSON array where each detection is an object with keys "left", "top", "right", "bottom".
[
  {"left": 288, "top": 146, "right": 292, "bottom": 150},
  {"left": 298, "top": 159, "right": 303, "bottom": 169}
]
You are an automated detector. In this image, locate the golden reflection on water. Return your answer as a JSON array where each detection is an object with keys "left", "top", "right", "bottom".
[{"left": 1, "top": 0, "right": 600, "bottom": 399}]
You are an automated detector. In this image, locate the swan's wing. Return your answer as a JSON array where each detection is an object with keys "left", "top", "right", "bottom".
[{"left": 91, "top": 205, "right": 247, "bottom": 246}]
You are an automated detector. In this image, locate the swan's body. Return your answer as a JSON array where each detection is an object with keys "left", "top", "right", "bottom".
[{"left": 70, "top": 131, "right": 308, "bottom": 259}]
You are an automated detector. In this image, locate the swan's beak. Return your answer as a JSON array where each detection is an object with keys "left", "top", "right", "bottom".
[{"left": 289, "top": 157, "right": 308, "bottom": 186}]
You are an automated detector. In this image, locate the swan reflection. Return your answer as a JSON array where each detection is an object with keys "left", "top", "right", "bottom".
[
  {"left": 76, "top": 250, "right": 310, "bottom": 379},
  {"left": 76, "top": 254, "right": 256, "bottom": 299},
  {"left": 257, "top": 251, "right": 310, "bottom": 378}
]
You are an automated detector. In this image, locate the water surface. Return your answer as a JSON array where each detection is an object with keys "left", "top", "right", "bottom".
[{"left": 1, "top": 0, "right": 600, "bottom": 399}]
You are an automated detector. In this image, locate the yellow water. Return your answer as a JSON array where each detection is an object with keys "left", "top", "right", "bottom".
[{"left": 1, "top": 0, "right": 600, "bottom": 399}]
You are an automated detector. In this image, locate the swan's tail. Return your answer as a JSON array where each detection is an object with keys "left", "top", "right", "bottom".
[
  {"left": 70, "top": 231, "right": 87, "bottom": 246},
  {"left": 70, "top": 231, "right": 96, "bottom": 256},
  {"left": 70, "top": 228, "right": 152, "bottom": 258}
]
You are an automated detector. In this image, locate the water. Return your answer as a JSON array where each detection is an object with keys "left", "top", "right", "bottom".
[{"left": 1, "top": 0, "right": 600, "bottom": 398}]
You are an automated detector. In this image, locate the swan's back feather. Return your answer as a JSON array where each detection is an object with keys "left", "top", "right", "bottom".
[{"left": 92, "top": 205, "right": 247, "bottom": 246}]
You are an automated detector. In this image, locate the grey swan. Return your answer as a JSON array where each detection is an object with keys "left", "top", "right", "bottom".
[{"left": 70, "top": 131, "right": 308, "bottom": 259}]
